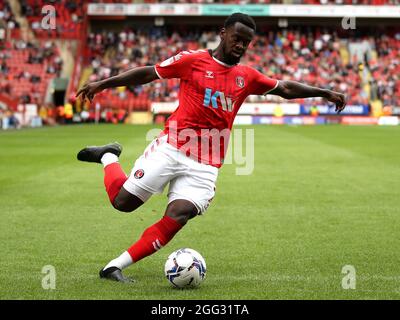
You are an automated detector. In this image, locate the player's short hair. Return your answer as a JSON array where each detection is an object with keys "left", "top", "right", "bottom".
[{"left": 224, "top": 13, "right": 256, "bottom": 32}]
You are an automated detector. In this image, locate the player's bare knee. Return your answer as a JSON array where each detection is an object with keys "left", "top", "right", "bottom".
[
  {"left": 113, "top": 189, "right": 144, "bottom": 213},
  {"left": 112, "top": 199, "right": 134, "bottom": 213}
]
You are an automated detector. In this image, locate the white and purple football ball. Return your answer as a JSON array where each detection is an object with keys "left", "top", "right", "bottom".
[{"left": 164, "top": 248, "right": 206, "bottom": 288}]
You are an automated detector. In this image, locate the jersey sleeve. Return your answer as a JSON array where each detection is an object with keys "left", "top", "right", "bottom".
[
  {"left": 154, "top": 51, "right": 195, "bottom": 80},
  {"left": 247, "top": 68, "right": 279, "bottom": 96}
]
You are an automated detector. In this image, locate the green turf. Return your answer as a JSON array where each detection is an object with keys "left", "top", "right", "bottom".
[{"left": 1, "top": 124, "right": 400, "bottom": 300}]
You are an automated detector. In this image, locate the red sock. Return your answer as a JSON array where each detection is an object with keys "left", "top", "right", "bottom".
[
  {"left": 104, "top": 162, "right": 127, "bottom": 205},
  {"left": 127, "top": 215, "right": 183, "bottom": 263}
]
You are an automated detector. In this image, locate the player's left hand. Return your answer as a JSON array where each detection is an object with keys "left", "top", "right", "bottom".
[{"left": 325, "top": 90, "right": 347, "bottom": 114}]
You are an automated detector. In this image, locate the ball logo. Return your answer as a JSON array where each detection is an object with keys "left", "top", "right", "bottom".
[
  {"left": 134, "top": 169, "right": 145, "bottom": 179},
  {"left": 236, "top": 76, "right": 245, "bottom": 88}
]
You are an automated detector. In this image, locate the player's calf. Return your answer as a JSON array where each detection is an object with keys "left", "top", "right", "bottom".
[
  {"left": 98, "top": 199, "right": 198, "bottom": 282},
  {"left": 77, "top": 142, "right": 148, "bottom": 212}
]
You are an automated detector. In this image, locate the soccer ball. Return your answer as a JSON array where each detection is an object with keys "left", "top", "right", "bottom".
[{"left": 164, "top": 248, "right": 206, "bottom": 288}]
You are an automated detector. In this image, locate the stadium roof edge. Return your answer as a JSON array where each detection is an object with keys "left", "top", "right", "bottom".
[{"left": 87, "top": 4, "right": 400, "bottom": 19}]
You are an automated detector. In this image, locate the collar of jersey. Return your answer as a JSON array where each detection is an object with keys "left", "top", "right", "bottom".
[{"left": 211, "top": 55, "right": 238, "bottom": 68}]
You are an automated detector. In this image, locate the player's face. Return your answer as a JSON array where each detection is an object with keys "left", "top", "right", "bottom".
[{"left": 221, "top": 22, "right": 254, "bottom": 64}]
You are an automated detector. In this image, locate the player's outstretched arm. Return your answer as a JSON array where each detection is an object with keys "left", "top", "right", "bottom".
[
  {"left": 269, "top": 80, "right": 347, "bottom": 113},
  {"left": 76, "top": 66, "right": 158, "bottom": 103}
]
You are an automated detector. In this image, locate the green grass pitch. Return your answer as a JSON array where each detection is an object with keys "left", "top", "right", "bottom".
[{"left": 1, "top": 124, "right": 400, "bottom": 299}]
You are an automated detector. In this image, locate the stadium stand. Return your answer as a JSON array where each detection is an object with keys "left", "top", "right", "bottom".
[
  {"left": 0, "top": 1, "right": 20, "bottom": 38},
  {"left": 0, "top": 39, "right": 63, "bottom": 105},
  {"left": 19, "top": 0, "right": 85, "bottom": 39},
  {"left": 0, "top": 1, "right": 399, "bottom": 127},
  {"left": 371, "top": 34, "right": 400, "bottom": 108},
  {"left": 18, "top": 0, "right": 395, "bottom": 43},
  {"left": 82, "top": 27, "right": 399, "bottom": 110}
]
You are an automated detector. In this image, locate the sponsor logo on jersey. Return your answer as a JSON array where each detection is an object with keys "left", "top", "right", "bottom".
[
  {"left": 205, "top": 71, "right": 214, "bottom": 79},
  {"left": 203, "top": 88, "right": 235, "bottom": 112},
  {"left": 134, "top": 169, "right": 145, "bottom": 179},
  {"left": 236, "top": 76, "right": 245, "bottom": 88}
]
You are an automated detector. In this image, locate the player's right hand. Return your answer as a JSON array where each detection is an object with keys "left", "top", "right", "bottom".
[
  {"left": 76, "top": 81, "right": 104, "bottom": 103},
  {"left": 325, "top": 90, "right": 346, "bottom": 114}
]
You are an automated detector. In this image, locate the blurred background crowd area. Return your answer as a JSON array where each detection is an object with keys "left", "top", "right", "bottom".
[
  {"left": 0, "top": 0, "right": 399, "bottom": 128},
  {"left": 0, "top": 39, "right": 63, "bottom": 104},
  {"left": 84, "top": 27, "right": 399, "bottom": 110},
  {"left": 5, "top": 0, "right": 399, "bottom": 39}
]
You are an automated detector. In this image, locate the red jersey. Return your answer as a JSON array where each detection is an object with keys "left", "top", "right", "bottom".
[{"left": 154, "top": 49, "right": 278, "bottom": 168}]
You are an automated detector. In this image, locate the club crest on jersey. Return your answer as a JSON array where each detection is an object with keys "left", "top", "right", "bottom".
[
  {"left": 134, "top": 169, "right": 144, "bottom": 179},
  {"left": 236, "top": 76, "right": 245, "bottom": 88}
]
